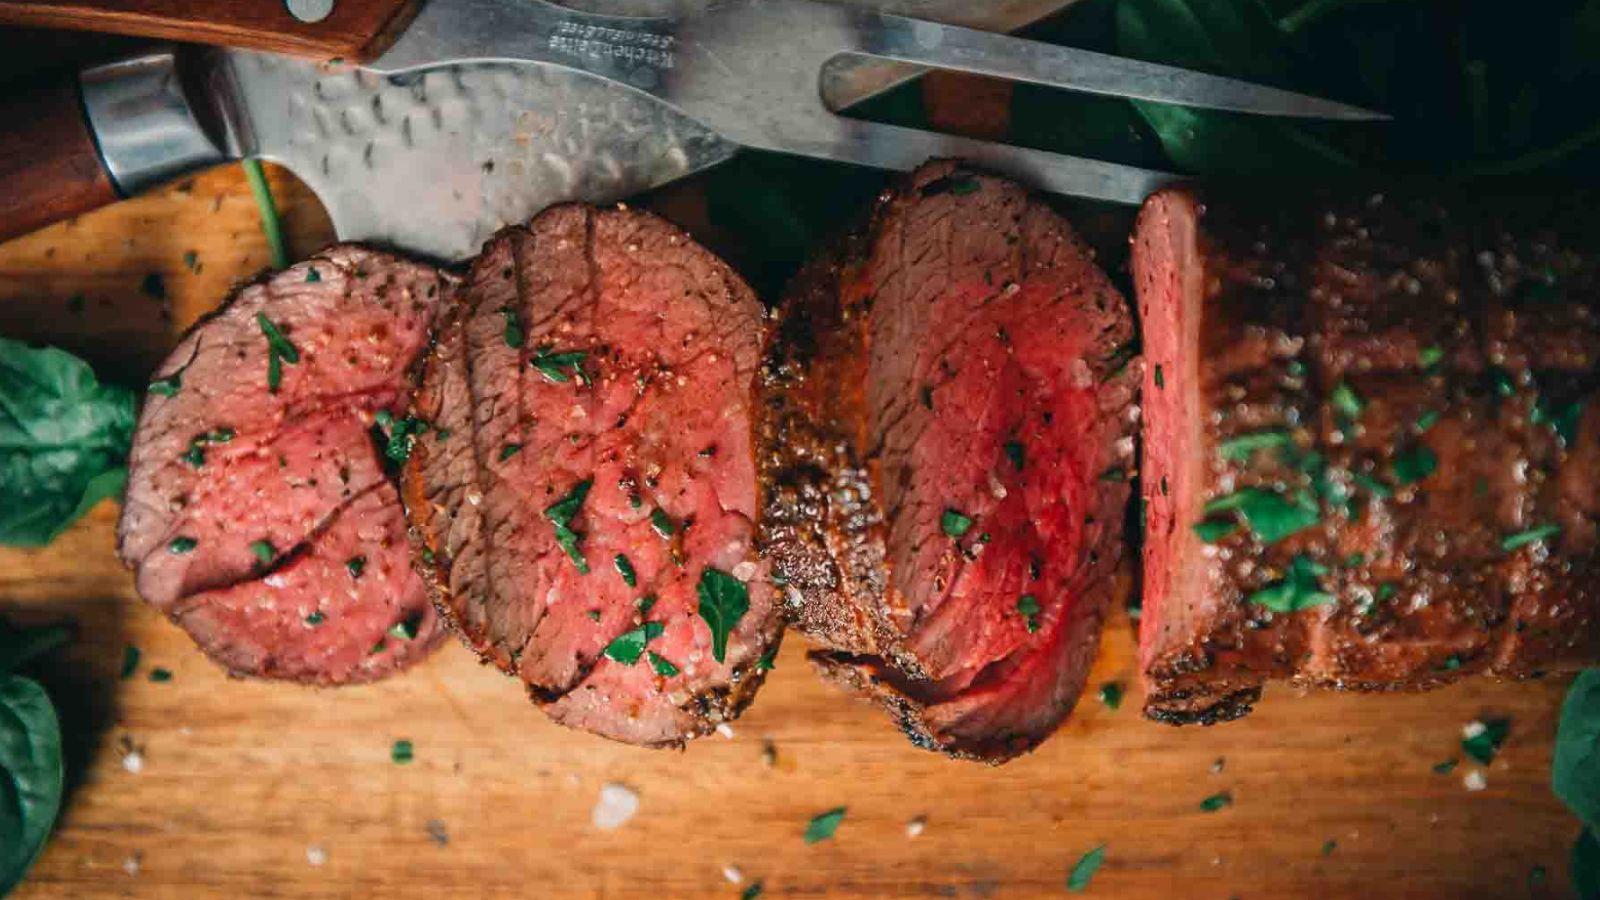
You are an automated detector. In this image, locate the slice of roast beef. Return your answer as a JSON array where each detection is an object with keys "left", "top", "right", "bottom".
[
  {"left": 758, "top": 161, "right": 1139, "bottom": 762},
  {"left": 402, "top": 204, "right": 780, "bottom": 746},
  {"left": 1133, "top": 185, "right": 1600, "bottom": 725},
  {"left": 118, "top": 247, "right": 449, "bottom": 684}
]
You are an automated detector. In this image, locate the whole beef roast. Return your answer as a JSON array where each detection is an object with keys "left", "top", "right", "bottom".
[
  {"left": 758, "top": 161, "right": 1139, "bottom": 762},
  {"left": 402, "top": 204, "right": 781, "bottom": 746},
  {"left": 118, "top": 247, "right": 449, "bottom": 683},
  {"left": 1133, "top": 185, "right": 1600, "bottom": 725}
]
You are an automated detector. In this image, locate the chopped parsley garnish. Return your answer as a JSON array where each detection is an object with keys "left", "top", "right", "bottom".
[
  {"left": 1489, "top": 366, "right": 1516, "bottom": 398},
  {"left": 647, "top": 651, "right": 679, "bottom": 678},
  {"left": 168, "top": 536, "right": 197, "bottom": 554},
  {"left": 1344, "top": 552, "right": 1366, "bottom": 567},
  {"left": 1391, "top": 445, "right": 1438, "bottom": 485},
  {"left": 1321, "top": 839, "right": 1338, "bottom": 856},
  {"left": 148, "top": 375, "right": 181, "bottom": 397},
  {"left": 498, "top": 442, "right": 522, "bottom": 462},
  {"left": 531, "top": 348, "right": 588, "bottom": 384},
  {"left": 120, "top": 646, "right": 141, "bottom": 680},
  {"left": 256, "top": 314, "right": 301, "bottom": 395},
  {"left": 1351, "top": 471, "right": 1393, "bottom": 499},
  {"left": 756, "top": 648, "right": 777, "bottom": 671},
  {"left": 500, "top": 307, "right": 524, "bottom": 348},
  {"left": 614, "top": 553, "right": 637, "bottom": 587},
  {"left": 1098, "top": 682, "right": 1124, "bottom": 710},
  {"left": 740, "top": 883, "right": 765, "bottom": 900},
  {"left": 544, "top": 479, "right": 593, "bottom": 573},
  {"left": 697, "top": 567, "right": 749, "bottom": 664},
  {"left": 1154, "top": 364, "right": 1165, "bottom": 389},
  {"left": 1199, "top": 792, "right": 1233, "bottom": 812},
  {"left": 391, "top": 739, "right": 414, "bottom": 764},
  {"left": 249, "top": 539, "right": 276, "bottom": 565},
  {"left": 1203, "top": 487, "right": 1319, "bottom": 545},
  {"left": 949, "top": 177, "right": 982, "bottom": 195},
  {"left": 305, "top": 268, "right": 321, "bottom": 283},
  {"left": 587, "top": 610, "right": 601, "bottom": 622},
  {"left": 149, "top": 667, "right": 173, "bottom": 683},
  {"left": 1415, "top": 410, "right": 1441, "bottom": 432},
  {"left": 1219, "top": 429, "right": 1292, "bottom": 461},
  {"left": 1462, "top": 718, "right": 1510, "bottom": 765},
  {"left": 1067, "top": 844, "right": 1106, "bottom": 893},
  {"left": 803, "top": 807, "right": 847, "bottom": 844},
  {"left": 1192, "top": 518, "right": 1239, "bottom": 543},
  {"left": 1330, "top": 380, "right": 1364, "bottom": 420},
  {"left": 305, "top": 611, "right": 325, "bottom": 625},
  {"left": 941, "top": 509, "right": 974, "bottom": 538},
  {"left": 1247, "top": 554, "right": 1334, "bottom": 613},
  {"left": 649, "top": 508, "right": 676, "bottom": 538},
  {"left": 1003, "top": 440, "right": 1025, "bottom": 470},
  {"left": 1419, "top": 345, "right": 1444, "bottom": 370},
  {"left": 1441, "top": 655, "right": 1463, "bottom": 670},
  {"left": 388, "top": 612, "right": 423, "bottom": 640},
  {"left": 602, "top": 621, "right": 664, "bottom": 665},
  {"left": 1016, "top": 595, "right": 1042, "bottom": 633},
  {"left": 1531, "top": 397, "right": 1583, "bottom": 447},
  {"left": 1502, "top": 524, "right": 1560, "bottom": 552},
  {"left": 376, "top": 414, "right": 429, "bottom": 464},
  {"left": 1377, "top": 582, "right": 1398, "bottom": 601},
  {"left": 346, "top": 556, "right": 366, "bottom": 578},
  {"left": 197, "top": 427, "right": 235, "bottom": 445},
  {"left": 1433, "top": 758, "right": 1459, "bottom": 775},
  {"left": 636, "top": 595, "right": 657, "bottom": 615}
]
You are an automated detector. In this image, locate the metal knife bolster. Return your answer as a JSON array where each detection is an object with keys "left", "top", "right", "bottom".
[{"left": 80, "top": 50, "right": 232, "bottom": 196}]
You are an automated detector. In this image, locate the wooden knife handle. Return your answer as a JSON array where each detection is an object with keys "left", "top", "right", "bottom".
[
  {"left": 0, "top": 76, "right": 119, "bottom": 244},
  {"left": 0, "top": 0, "right": 422, "bottom": 61}
]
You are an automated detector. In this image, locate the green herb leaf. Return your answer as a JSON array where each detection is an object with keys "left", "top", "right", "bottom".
[
  {"left": 241, "top": 158, "right": 288, "bottom": 269},
  {"left": 1433, "top": 759, "right": 1459, "bottom": 775},
  {"left": 1066, "top": 844, "right": 1106, "bottom": 893},
  {"left": 1154, "top": 364, "right": 1165, "bottom": 389},
  {"left": 1003, "top": 440, "right": 1025, "bottom": 471},
  {"left": 1098, "top": 682, "right": 1124, "bottom": 710},
  {"left": 1331, "top": 381, "right": 1364, "bottom": 421},
  {"left": 305, "top": 268, "right": 321, "bottom": 283},
  {"left": 1462, "top": 718, "right": 1510, "bottom": 766},
  {"left": 941, "top": 509, "right": 974, "bottom": 538},
  {"left": 1219, "top": 429, "right": 1292, "bottom": 461},
  {"left": 148, "top": 375, "right": 181, "bottom": 397},
  {"left": 531, "top": 348, "right": 588, "bottom": 384},
  {"left": 650, "top": 508, "right": 676, "bottom": 538},
  {"left": 1017, "top": 594, "right": 1042, "bottom": 633},
  {"left": 1352, "top": 471, "right": 1394, "bottom": 499},
  {"left": 1419, "top": 345, "right": 1445, "bottom": 369},
  {"left": 697, "top": 568, "right": 750, "bottom": 664},
  {"left": 1555, "top": 670, "right": 1600, "bottom": 830},
  {"left": 168, "top": 536, "right": 197, "bottom": 554},
  {"left": 1199, "top": 792, "right": 1233, "bottom": 813},
  {"left": 391, "top": 739, "right": 414, "bottom": 765},
  {"left": 614, "top": 553, "right": 637, "bottom": 587},
  {"left": 498, "top": 443, "right": 522, "bottom": 462},
  {"left": 1204, "top": 488, "right": 1320, "bottom": 545},
  {"left": 755, "top": 648, "right": 777, "bottom": 671},
  {"left": 305, "top": 612, "right": 325, "bottom": 626},
  {"left": 0, "top": 674, "right": 63, "bottom": 895},
  {"left": 500, "top": 307, "right": 524, "bottom": 349},
  {"left": 267, "top": 348, "right": 282, "bottom": 393},
  {"left": 149, "top": 667, "right": 172, "bottom": 683},
  {"left": 346, "top": 556, "right": 366, "bottom": 579},
  {"left": 647, "top": 651, "right": 679, "bottom": 678},
  {"left": 388, "top": 612, "right": 423, "bottom": 641},
  {"left": 0, "top": 338, "right": 136, "bottom": 547},
  {"left": 603, "top": 622, "right": 665, "bottom": 666},
  {"left": 803, "top": 807, "right": 847, "bottom": 844},
  {"left": 255, "top": 313, "right": 301, "bottom": 364},
  {"left": 1392, "top": 445, "right": 1438, "bottom": 485},
  {"left": 545, "top": 480, "right": 593, "bottom": 573},
  {"left": 740, "top": 882, "right": 765, "bottom": 900},
  {"left": 1415, "top": 410, "right": 1441, "bottom": 432},
  {"left": 119, "top": 645, "right": 140, "bottom": 680},
  {"left": 1502, "top": 524, "right": 1560, "bottom": 552},
  {"left": 1532, "top": 398, "right": 1584, "bottom": 447},
  {"left": 1247, "top": 554, "right": 1334, "bottom": 613},
  {"left": 1099, "top": 466, "right": 1128, "bottom": 482},
  {"left": 1490, "top": 367, "right": 1516, "bottom": 398},
  {"left": 249, "top": 539, "right": 276, "bottom": 565},
  {"left": 1192, "top": 518, "right": 1239, "bottom": 543}
]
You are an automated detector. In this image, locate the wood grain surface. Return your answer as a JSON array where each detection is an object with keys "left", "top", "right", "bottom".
[{"left": 0, "top": 162, "right": 1585, "bottom": 900}]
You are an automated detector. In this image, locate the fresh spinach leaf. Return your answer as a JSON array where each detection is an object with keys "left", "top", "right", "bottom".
[
  {"left": 0, "top": 338, "right": 136, "bottom": 547},
  {"left": 0, "top": 674, "right": 63, "bottom": 895}
]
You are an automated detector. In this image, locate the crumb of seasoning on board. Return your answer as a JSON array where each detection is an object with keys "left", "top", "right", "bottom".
[
  {"left": 123, "top": 851, "right": 142, "bottom": 877},
  {"left": 1321, "top": 839, "right": 1338, "bottom": 856},
  {"left": 1199, "top": 792, "right": 1233, "bottom": 812},
  {"left": 804, "top": 807, "right": 846, "bottom": 844},
  {"left": 426, "top": 820, "right": 449, "bottom": 847},
  {"left": 1210, "top": 757, "right": 1226, "bottom": 774},
  {"left": 722, "top": 865, "right": 743, "bottom": 884},
  {"left": 1066, "top": 844, "right": 1106, "bottom": 893},
  {"left": 1461, "top": 718, "right": 1510, "bottom": 765},
  {"left": 716, "top": 723, "right": 736, "bottom": 740},
  {"left": 148, "top": 668, "right": 172, "bottom": 683},
  {"left": 1098, "top": 682, "right": 1124, "bottom": 710},
  {"left": 592, "top": 783, "right": 640, "bottom": 831},
  {"left": 740, "top": 883, "right": 765, "bottom": 900},
  {"left": 761, "top": 740, "right": 778, "bottom": 768},
  {"left": 120, "top": 645, "right": 141, "bottom": 680},
  {"left": 391, "top": 739, "right": 414, "bottom": 764},
  {"left": 906, "top": 815, "right": 927, "bottom": 838},
  {"left": 306, "top": 845, "right": 328, "bottom": 867},
  {"left": 1463, "top": 770, "right": 1488, "bottom": 792},
  {"left": 120, "top": 736, "right": 145, "bottom": 774}
]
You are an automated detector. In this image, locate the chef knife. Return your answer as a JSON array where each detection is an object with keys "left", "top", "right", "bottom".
[{"left": 0, "top": 0, "right": 1383, "bottom": 261}]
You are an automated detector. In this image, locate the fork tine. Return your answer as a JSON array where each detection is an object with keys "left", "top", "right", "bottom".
[
  {"left": 848, "top": 10, "right": 1390, "bottom": 122},
  {"left": 749, "top": 118, "right": 1179, "bottom": 206}
]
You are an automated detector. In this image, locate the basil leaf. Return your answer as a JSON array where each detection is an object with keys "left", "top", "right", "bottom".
[
  {"left": 803, "top": 807, "right": 846, "bottom": 844},
  {"left": 1556, "top": 671, "right": 1600, "bottom": 830},
  {"left": 1067, "top": 844, "right": 1106, "bottom": 893},
  {"left": 0, "top": 338, "right": 136, "bottom": 547},
  {"left": 0, "top": 674, "right": 63, "bottom": 896},
  {"left": 697, "top": 568, "right": 750, "bottom": 664}
]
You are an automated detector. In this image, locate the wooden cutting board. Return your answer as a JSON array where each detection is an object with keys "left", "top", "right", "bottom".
[{"left": 0, "top": 158, "right": 1583, "bottom": 900}]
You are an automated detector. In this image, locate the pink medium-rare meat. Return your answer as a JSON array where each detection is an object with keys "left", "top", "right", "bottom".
[
  {"left": 402, "top": 204, "right": 781, "bottom": 747},
  {"left": 1133, "top": 185, "right": 1600, "bottom": 725},
  {"left": 758, "top": 161, "right": 1139, "bottom": 762},
  {"left": 118, "top": 247, "right": 449, "bottom": 684}
]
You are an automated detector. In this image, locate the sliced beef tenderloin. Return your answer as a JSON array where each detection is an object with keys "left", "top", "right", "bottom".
[
  {"left": 118, "top": 247, "right": 450, "bottom": 683},
  {"left": 1133, "top": 185, "right": 1600, "bottom": 725},
  {"left": 402, "top": 204, "right": 780, "bottom": 747},
  {"left": 758, "top": 161, "right": 1139, "bottom": 762}
]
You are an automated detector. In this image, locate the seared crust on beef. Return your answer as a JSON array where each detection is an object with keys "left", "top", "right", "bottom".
[
  {"left": 402, "top": 204, "right": 780, "bottom": 747},
  {"left": 118, "top": 246, "right": 450, "bottom": 684},
  {"left": 1134, "top": 185, "right": 1600, "bottom": 724},
  {"left": 759, "top": 161, "right": 1138, "bottom": 761}
]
